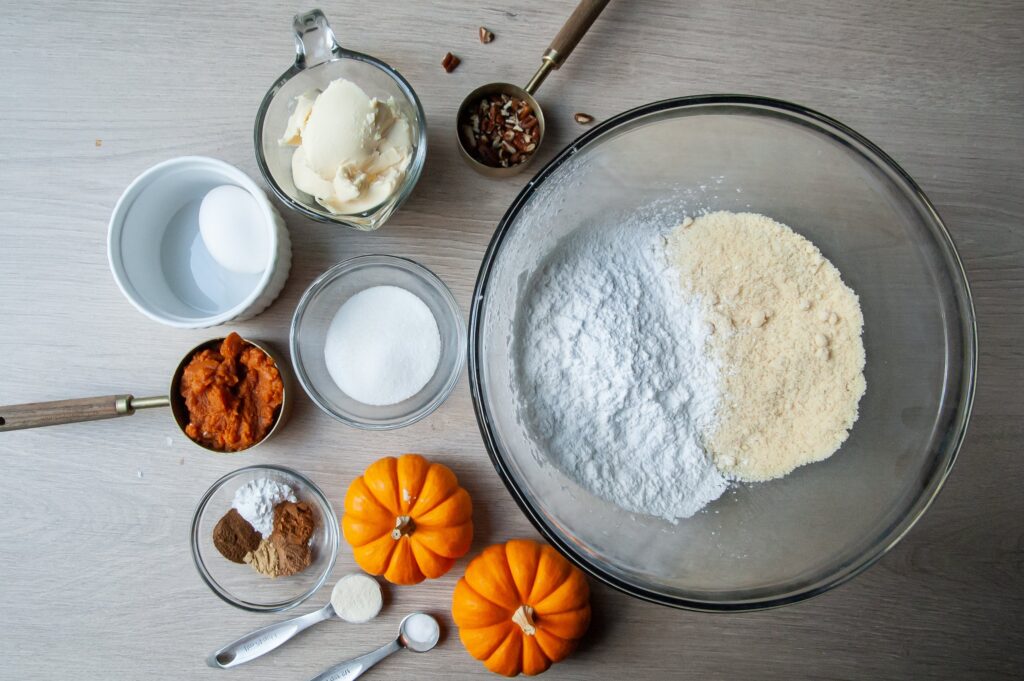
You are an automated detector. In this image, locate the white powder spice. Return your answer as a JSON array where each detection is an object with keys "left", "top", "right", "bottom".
[
  {"left": 231, "top": 478, "right": 297, "bottom": 538},
  {"left": 516, "top": 221, "right": 727, "bottom": 521},
  {"left": 667, "top": 211, "right": 866, "bottom": 481}
]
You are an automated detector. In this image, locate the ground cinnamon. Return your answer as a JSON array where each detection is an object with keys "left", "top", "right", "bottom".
[
  {"left": 212, "top": 508, "right": 261, "bottom": 563},
  {"left": 275, "top": 541, "right": 312, "bottom": 577},
  {"left": 272, "top": 501, "right": 315, "bottom": 546}
]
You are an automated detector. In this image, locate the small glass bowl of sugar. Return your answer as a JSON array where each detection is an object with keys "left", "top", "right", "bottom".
[{"left": 291, "top": 255, "right": 466, "bottom": 430}]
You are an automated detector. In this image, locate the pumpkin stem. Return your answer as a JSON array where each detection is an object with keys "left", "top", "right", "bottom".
[
  {"left": 390, "top": 515, "right": 415, "bottom": 540},
  {"left": 511, "top": 604, "right": 537, "bottom": 636}
]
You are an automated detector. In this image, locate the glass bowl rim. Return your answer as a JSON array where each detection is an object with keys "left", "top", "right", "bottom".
[
  {"left": 290, "top": 254, "right": 467, "bottom": 431},
  {"left": 252, "top": 47, "right": 428, "bottom": 227},
  {"left": 467, "top": 94, "right": 978, "bottom": 612},
  {"left": 189, "top": 464, "right": 339, "bottom": 613}
]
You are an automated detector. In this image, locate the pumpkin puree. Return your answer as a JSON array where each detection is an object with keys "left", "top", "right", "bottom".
[{"left": 180, "top": 332, "right": 283, "bottom": 451}]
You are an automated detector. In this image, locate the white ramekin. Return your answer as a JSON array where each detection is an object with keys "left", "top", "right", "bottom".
[{"left": 108, "top": 156, "right": 291, "bottom": 328}]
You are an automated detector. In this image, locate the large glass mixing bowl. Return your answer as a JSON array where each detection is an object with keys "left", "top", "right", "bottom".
[{"left": 469, "top": 96, "right": 977, "bottom": 611}]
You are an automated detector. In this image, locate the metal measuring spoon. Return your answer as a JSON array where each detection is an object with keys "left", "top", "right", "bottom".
[
  {"left": 456, "top": 0, "right": 610, "bottom": 176},
  {"left": 208, "top": 574, "right": 384, "bottom": 669},
  {"left": 308, "top": 613, "right": 440, "bottom": 681}
]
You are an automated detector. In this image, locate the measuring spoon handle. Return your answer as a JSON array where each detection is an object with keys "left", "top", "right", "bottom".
[
  {"left": 309, "top": 638, "right": 402, "bottom": 681},
  {"left": 208, "top": 603, "right": 335, "bottom": 669},
  {"left": 0, "top": 394, "right": 168, "bottom": 432},
  {"left": 547, "top": 0, "right": 611, "bottom": 67}
]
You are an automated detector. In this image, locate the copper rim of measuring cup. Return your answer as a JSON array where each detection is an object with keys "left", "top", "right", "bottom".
[
  {"left": 456, "top": 83, "right": 546, "bottom": 178},
  {"left": 169, "top": 336, "right": 294, "bottom": 454}
]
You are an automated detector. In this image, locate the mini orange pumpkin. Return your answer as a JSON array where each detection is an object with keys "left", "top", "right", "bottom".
[
  {"left": 452, "top": 539, "right": 590, "bottom": 676},
  {"left": 342, "top": 454, "right": 473, "bottom": 585}
]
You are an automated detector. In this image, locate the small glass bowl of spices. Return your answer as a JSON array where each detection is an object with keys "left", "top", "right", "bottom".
[
  {"left": 290, "top": 255, "right": 466, "bottom": 430},
  {"left": 191, "top": 465, "right": 338, "bottom": 612}
]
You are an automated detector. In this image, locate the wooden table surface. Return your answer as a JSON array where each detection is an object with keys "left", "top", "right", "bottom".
[{"left": 1, "top": 1, "right": 1021, "bottom": 678}]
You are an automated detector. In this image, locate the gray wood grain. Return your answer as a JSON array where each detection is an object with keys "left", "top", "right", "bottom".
[{"left": 0, "top": 0, "right": 1021, "bottom": 679}]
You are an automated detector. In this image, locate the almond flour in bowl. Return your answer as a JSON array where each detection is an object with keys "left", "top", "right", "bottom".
[{"left": 667, "top": 211, "right": 866, "bottom": 482}]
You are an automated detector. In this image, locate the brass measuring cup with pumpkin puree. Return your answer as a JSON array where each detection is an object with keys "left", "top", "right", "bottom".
[{"left": 0, "top": 336, "right": 292, "bottom": 453}]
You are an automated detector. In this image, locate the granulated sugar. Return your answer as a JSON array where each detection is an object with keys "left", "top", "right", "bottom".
[
  {"left": 667, "top": 211, "right": 866, "bottom": 481},
  {"left": 516, "top": 222, "right": 727, "bottom": 521},
  {"left": 324, "top": 285, "right": 441, "bottom": 406}
]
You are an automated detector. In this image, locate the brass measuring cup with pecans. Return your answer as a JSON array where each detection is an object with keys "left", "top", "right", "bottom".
[{"left": 456, "top": 0, "right": 610, "bottom": 176}]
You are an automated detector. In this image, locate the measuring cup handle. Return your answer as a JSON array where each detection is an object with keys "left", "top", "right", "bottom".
[
  {"left": 208, "top": 604, "right": 335, "bottom": 669},
  {"left": 308, "top": 639, "right": 402, "bottom": 681},
  {"left": 546, "top": 0, "right": 611, "bottom": 68},
  {"left": 293, "top": 9, "right": 342, "bottom": 69},
  {"left": 0, "top": 394, "right": 166, "bottom": 432}
]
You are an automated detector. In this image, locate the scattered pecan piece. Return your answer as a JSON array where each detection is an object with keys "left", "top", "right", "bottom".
[
  {"left": 574, "top": 112, "right": 595, "bottom": 124},
  {"left": 442, "top": 52, "right": 461, "bottom": 73},
  {"left": 479, "top": 27, "right": 494, "bottom": 43}
]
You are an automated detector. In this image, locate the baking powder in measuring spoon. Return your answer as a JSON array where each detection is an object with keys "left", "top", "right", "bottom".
[{"left": 330, "top": 573, "right": 383, "bottom": 623}]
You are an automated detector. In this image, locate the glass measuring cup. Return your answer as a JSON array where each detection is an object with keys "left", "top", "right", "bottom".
[{"left": 254, "top": 9, "right": 427, "bottom": 231}]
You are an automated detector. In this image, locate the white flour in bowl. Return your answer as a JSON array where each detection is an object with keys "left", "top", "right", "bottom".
[{"left": 515, "top": 221, "right": 728, "bottom": 521}]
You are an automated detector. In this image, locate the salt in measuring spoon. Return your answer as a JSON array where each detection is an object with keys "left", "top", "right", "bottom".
[
  {"left": 207, "top": 574, "right": 383, "bottom": 669},
  {"left": 308, "top": 612, "right": 440, "bottom": 681}
]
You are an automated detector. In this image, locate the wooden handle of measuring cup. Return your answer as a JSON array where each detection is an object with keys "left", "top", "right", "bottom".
[
  {"left": 0, "top": 394, "right": 138, "bottom": 432},
  {"left": 546, "top": 0, "right": 611, "bottom": 68}
]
